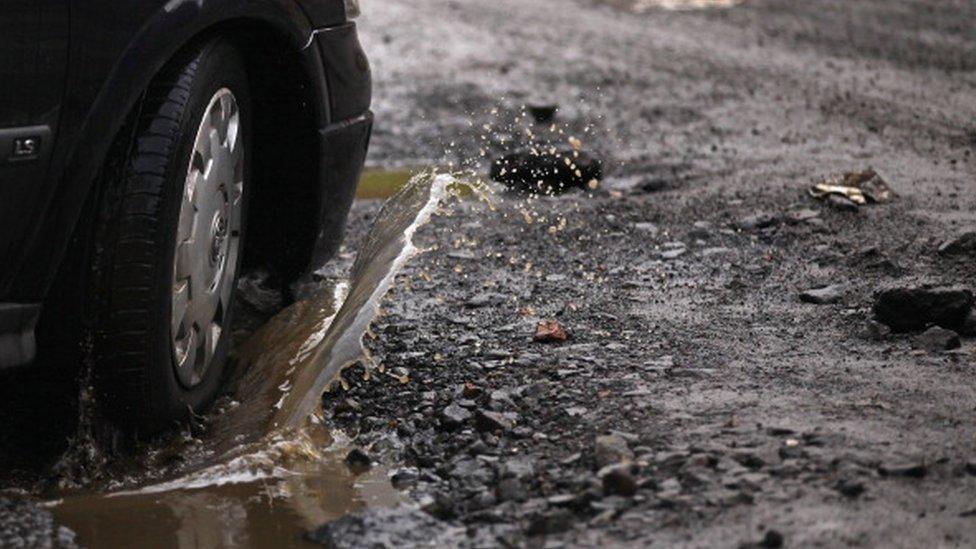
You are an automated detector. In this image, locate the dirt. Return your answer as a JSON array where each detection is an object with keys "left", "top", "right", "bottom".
[
  {"left": 3, "top": 0, "right": 976, "bottom": 547},
  {"left": 311, "top": 0, "right": 976, "bottom": 546}
]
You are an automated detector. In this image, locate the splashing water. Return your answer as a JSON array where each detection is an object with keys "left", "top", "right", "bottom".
[
  {"left": 209, "top": 172, "right": 457, "bottom": 447},
  {"left": 46, "top": 172, "right": 464, "bottom": 546}
]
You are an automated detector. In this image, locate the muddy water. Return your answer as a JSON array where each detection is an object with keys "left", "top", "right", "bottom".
[{"left": 47, "top": 173, "right": 458, "bottom": 548}]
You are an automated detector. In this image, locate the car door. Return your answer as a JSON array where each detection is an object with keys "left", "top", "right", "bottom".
[{"left": 0, "top": 1, "right": 68, "bottom": 296}]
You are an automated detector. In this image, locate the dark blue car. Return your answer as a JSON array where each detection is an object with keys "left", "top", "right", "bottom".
[{"left": 0, "top": 0, "right": 371, "bottom": 430}]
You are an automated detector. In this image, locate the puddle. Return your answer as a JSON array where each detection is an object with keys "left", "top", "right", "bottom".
[
  {"left": 356, "top": 169, "right": 417, "bottom": 200},
  {"left": 46, "top": 172, "right": 460, "bottom": 548},
  {"left": 50, "top": 442, "right": 398, "bottom": 549}
]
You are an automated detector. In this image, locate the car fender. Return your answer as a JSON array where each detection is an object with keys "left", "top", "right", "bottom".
[{"left": 8, "top": 0, "right": 333, "bottom": 300}]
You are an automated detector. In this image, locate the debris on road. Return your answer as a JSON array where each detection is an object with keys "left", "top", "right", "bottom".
[
  {"left": 736, "top": 212, "right": 779, "bottom": 230},
  {"left": 911, "top": 326, "right": 961, "bottom": 352},
  {"left": 490, "top": 146, "right": 602, "bottom": 195},
  {"left": 594, "top": 433, "right": 633, "bottom": 468},
  {"left": 872, "top": 286, "right": 973, "bottom": 333},
  {"left": 799, "top": 284, "right": 845, "bottom": 304},
  {"left": 600, "top": 463, "right": 639, "bottom": 496},
  {"left": 809, "top": 169, "right": 894, "bottom": 207},
  {"left": 440, "top": 403, "right": 472, "bottom": 429},
  {"left": 937, "top": 231, "right": 976, "bottom": 256},
  {"left": 345, "top": 448, "right": 373, "bottom": 472},
  {"left": 527, "top": 104, "right": 558, "bottom": 123},
  {"left": 878, "top": 460, "right": 927, "bottom": 478},
  {"left": 859, "top": 319, "right": 892, "bottom": 341},
  {"left": 534, "top": 320, "right": 569, "bottom": 343}
]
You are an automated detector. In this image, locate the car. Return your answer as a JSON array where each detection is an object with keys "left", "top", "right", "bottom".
[{"left": 0, "top": 0, "right": 371, "bottom": 432}]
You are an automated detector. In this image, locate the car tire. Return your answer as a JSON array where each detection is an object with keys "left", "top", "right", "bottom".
[{"left": 90, "top": 38, "right": 250, "bottom": 432}]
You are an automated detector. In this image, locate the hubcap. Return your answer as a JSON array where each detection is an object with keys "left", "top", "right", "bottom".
[{"left": 171, "top": 89, "right": 243, "bottom": 388}]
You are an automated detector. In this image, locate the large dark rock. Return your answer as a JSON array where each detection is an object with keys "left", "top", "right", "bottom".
[
  {"left": 489, "top": 147, "right": 602, "bottom": 194},
  {"left": 872, "top": 286, "right": 973, "bottom": 333}
]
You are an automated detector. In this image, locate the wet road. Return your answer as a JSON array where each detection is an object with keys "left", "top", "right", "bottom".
[{"left": 3, "top": 0, "right": 976, "bottom": 547}]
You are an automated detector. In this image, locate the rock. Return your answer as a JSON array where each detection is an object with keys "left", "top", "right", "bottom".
[
  {"left": 878, "top": 461, "right": 927, "bottom": 478},
  {"left": 873, "top": 286, "right": 973, "bottom": 333},
  {"left": 826, "top": 194, "right": 859, "bottom": 211},
  {"left": 465, "top": 292, "right": 506, "bottom": 308},
  {"left": 600, "top": 464, "right": 638, "bottom": 497},
  {"left": 965, "top": 461, "right": 976, "bottom": 476},
  {"left": 594, "top": 434, "right": 634, "bottom": 468},
  {"left": 0, "top": 497, "right": 78, "bottom": 549},
  {"left": 859, "top": 319, "right": 891, "bottom": 341},
  {"left": 440, "top": 403, "right": 472, "bottom": 429},
  {"left": 475, "top": 409, "right": 514, "bottom": 433},
  {"left": 799, "top": 284, "right": 845, "bottom": 304},
  {"left": 736, "top": 213, "right": 779, "bottom": 230},
  {"left": 496, "top": 478, "right": 527, "bottom": 502},
  {"left": 785, "top": 208, "right": 820, "bottom": 224},
  {"left": 731, "top": 450, "right": 766, "bottom": 470},
  {"left": 490, "top": 147, "right": 602, "bottom": 194},
  {"left": 526, "top": 509, "right": 575, "bottom": 537},
  {"left": 938, "top": 231, "right": 976, "bottom": 256},
  {"left": 534, "top": 320, "right": 568, "bottom": 343},
  {"left": 638, "top": 179, "right": 669, "bottom": 193},
  {"left": 334, "top": 398, "right": 361, "bottom": 414},
  {"left": 760, "top": 529, "right": 785, "bottom": 548},
  {"left": 961, "top": 310, "right": 976, "bottom": 337},
  {"left": 345, "top": 448, "right": 372, "bottom": 472},
  {"left": 660, "top": 248, "right": 687, "bottom": 260},
  {"left": 306, "top": 506, "right": 460, "bottom": 548},
  {"left": 390, "top": 468, "right": 419, "bottom": 489},
  {"left": 834, "top": 478, "right": 865, "bottom": 498},
  {"left": 528, "top": 104, "right": 558, "bottom": 123},
  {"left": 634, "top": 222, "right": 659, "bottom": 234},
  {"left": 912, "top": 326, "right": 961, "bottom": 352}
]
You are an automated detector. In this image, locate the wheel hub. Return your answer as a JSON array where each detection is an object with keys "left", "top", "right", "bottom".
[{"left": 170, "top": 89, "right": 244, "bottom": 388}]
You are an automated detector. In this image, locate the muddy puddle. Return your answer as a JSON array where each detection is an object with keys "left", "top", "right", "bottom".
[{"left": 44, "top": 172, "right": 462, "bottom": 548}]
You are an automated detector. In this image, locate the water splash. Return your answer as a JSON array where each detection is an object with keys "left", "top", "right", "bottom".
[{"left": 204, "top": 172, "right": 456, "bottom": 452}]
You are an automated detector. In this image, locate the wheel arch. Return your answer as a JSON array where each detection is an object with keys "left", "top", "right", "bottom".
[{"left": 21, "top": 6, "right": 332, "bottom": 302}]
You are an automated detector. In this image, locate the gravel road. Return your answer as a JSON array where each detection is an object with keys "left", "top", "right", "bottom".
[
  {"left": 310, "top": 0, "right": 976, "bottom": 547},
  {"left": 3, "top": 1, "right": 976, "bottom": 547}
]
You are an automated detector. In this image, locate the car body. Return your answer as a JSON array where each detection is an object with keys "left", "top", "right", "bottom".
[{"left": 0, "top": 0, "right": 372, "bottom": 370}]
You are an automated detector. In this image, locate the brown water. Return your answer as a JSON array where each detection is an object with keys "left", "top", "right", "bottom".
[{"left": 47, "top": 173, "right": 458, "bottom": 548}]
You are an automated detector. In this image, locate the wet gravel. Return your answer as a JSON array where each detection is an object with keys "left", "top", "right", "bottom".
[
  {"left": 308, "top": 0, "right": 976, "bottom": 546},
  {"left": 3, "top": 0, "right": 976, "bottom": 547}
]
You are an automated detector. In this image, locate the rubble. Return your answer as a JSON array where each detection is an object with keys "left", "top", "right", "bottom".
[
  {"left": 799, "top": 284, "right": 845, "bottom": 304},
  {"left": 938, "top": 231, "right": 976, "bottom": 256},
  {"left": 911, "top": 326, "right": 961, "bottom": 352},
  {"left": 344, "top": 448, "right": 373, "bottom": 472},
  {"left": 534, "top": 320, "right": 568, "bottom": 343},
  {"left": 809, "top": 169, "right": 894, "bottom": 207},
  {"left": 872, "top": 286, "right": 973, "bottom": 333},
  {"left": 594, "top": 434, "right": 633, "bottom": 468}
]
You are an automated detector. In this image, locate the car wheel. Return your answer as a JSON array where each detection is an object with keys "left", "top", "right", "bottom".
[{"left": 91, "top": 38, "right": 250, "bottom": 431}]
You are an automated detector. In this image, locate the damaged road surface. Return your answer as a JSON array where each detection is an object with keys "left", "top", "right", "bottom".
[{"left": 3, "top": 0, "right": 976, "bottom": 547}]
